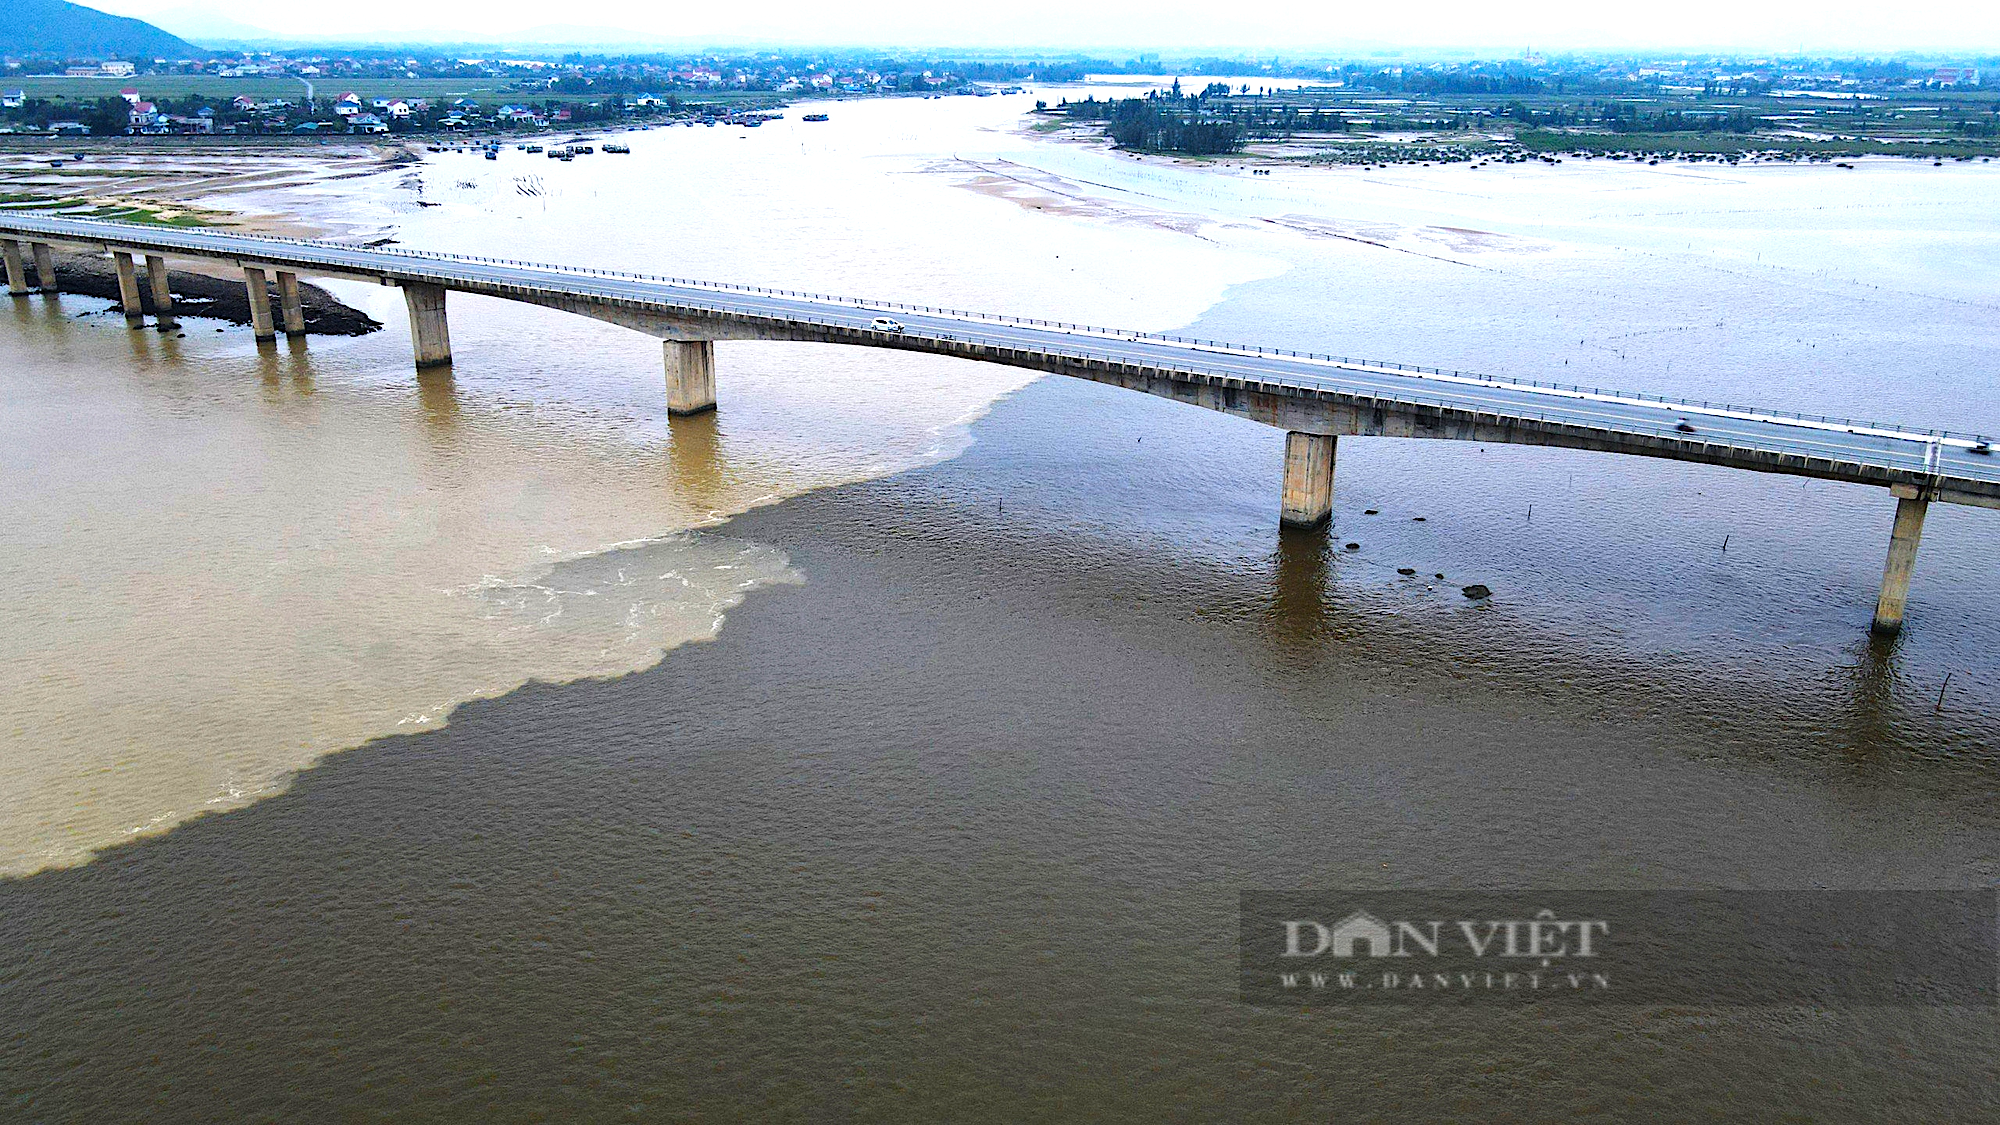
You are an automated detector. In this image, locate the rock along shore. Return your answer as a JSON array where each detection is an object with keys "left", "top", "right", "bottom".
[{"left": 39, "top": 250, "right": 382, "bottom": 337}]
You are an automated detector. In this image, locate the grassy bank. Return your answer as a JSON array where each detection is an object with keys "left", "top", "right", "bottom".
[
  {"left": 0, "top": 190, "right": 220, "bottom": 226},
  {"left": 1051, "top": 84, "right": 2000, "bottom": 163}
]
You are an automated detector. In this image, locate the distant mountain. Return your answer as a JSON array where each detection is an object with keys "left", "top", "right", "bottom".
[
  {"left": 143, "top": 5, "right": 279, "bottom": 46},
  {"left": 1, "top": 0, "right": 200, "bottom": 59}
]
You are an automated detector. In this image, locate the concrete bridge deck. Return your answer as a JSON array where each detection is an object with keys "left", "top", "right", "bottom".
[{"left": 4, "top": 212, "right": 1994, "bottom": 634}]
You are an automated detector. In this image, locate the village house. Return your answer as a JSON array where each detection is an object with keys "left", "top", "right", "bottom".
[
  {"left": 1, "top": 91, "right": 24, "bottom": 109},
  {"left": 160, "top": 110, "right": 215, "bottom": 135}
]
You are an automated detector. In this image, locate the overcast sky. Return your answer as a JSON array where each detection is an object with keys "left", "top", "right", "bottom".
[{"left": 95, "top": 0, "right": 2000, "bottom": 54}]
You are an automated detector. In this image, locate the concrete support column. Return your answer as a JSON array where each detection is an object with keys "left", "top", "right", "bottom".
[
  {"left": 1870, "top": 492, "right": 1929, "bottom": 635},
  {"left": 114, "top": 252, "right": 145, "bottom": 327},
  {"left": 664, "top": 339, "right": 716, "bottom": 415},
  {"left": 32, "top": 243, "right": 56, "bottom": 292},
  {"left": 2, "top": 240, "right": 27, "bottom": 296},
  {"left": 276, "top": 271, "right": 306, "bottom": 335},
  {"left": 402, "top": 282, "right": 452, "bottom": 369},
  {"left": 144, "top": 254, "right": 176, "bottom": 331},
  {"left": 243, "top": 266, "right": 276, "bottom": 341},
  {"left": 1279, "top": 431, "right": 1336, "bottom": 527}
]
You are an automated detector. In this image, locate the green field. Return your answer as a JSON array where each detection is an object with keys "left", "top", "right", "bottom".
[
  {"left": 1513, "top": 129, "right": 2000, "bottom": 159},
  {"left": 2, "top": 76, "right": 531, "bottom": 106},
  {"left": 2, "top": 75, "right": 793, "bottom": 109}
]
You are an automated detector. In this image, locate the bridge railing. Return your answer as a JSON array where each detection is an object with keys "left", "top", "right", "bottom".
[
  {"left": 393, "top": 243, "right": 1997, "bottom": 447},
  {"left": 6, "top": 212, "right": 1993, "bottom": 448}
]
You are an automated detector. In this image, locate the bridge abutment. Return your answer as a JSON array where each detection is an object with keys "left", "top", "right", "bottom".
[
  {"left": 114, "top": 253, "right": 144, "bottom": 327},
  {"left": 145, "top": 255, "right": 176, "bottom": 331},
  {"left": 1279, "top": 431, "right": 1336, "bottom": 527},
  {"left": 243, "top": 267, "right": 276, "bottom": 340},
  {"left": 403, "top": 282, "right": 452, "bottom": 368},
  {"left": 1871, "top": 490, "right": 1929, "bottom": 635},
  {"left": 1, "top": 240, "right": 26, "bottom": 296},
  {"left": 32, "top": 243, "right": 55, "bottom": 292},
  {"left": 277, "top": 271, "right": 306, "bottom": 335},
  {"left": 664, "top": 339, "right": 717, "bottom": 415}
]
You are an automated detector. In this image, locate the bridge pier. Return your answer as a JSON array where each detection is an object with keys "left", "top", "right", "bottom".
[
  {"left": 403, "top": 282, "right": 452, "bottom": 368},
  {"left": 1871, "top": 489, "right": 1929, "bottom": 635},
  {"left": 276, "top": 271, "right": 306, "bottom": 335},
  {"left": 1279, "top": 431, "right": 1336, "bottom": 527},
  {"left": 242, "top": 267, "right": 276, "bottom": 340},
  {"left": 145, "top": 255, "right": 176, "bottom": 331},
  {"left": 398, "top": 282, "right": 450, "bottom": 366},
  {"left": 113, "top": 252, "right": 145, "bottom": 327},
  {"left": 664, "top": 339, "right": 716, "bottom": 415},
  {"left": 32, "top": 243, "right": 55, "bottom": 292},
  {"left": 1, "top": 240, "right": 26, "bottom": 296}
]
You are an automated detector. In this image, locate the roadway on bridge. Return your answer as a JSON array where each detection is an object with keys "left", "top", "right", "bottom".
[{"left": 5, "top": 212, "right": 1994, "bottom": 492}]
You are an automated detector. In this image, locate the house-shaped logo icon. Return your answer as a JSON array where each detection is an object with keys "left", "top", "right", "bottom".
[{"left": 1330, "top": 910, "right": 1393, "bottom": 957}]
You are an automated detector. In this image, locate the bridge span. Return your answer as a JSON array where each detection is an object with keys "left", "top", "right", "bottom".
[{"left": 4, "top": 213, "right": 1995, "bottom": 635}]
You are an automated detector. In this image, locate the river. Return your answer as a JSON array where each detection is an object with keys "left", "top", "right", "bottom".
[{"left": 1, "top": 85, "right": 1995, "bottom": 1120}]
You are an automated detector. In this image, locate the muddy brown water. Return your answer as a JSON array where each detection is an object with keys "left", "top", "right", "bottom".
[{"left": 3, "top": 376, "right": 1993, "bottom": 1122}]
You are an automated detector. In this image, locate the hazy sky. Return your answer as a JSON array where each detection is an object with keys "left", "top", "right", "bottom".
[{"left": 95, "top": 0, "right": 2000, "bottom": 54}]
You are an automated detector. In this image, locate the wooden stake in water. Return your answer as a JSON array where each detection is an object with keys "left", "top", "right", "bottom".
[{"left": 1936, "top": 673, "right": 1952, "bottom": 713}]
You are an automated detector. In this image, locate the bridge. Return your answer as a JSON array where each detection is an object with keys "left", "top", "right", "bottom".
[{"left": 4, "top": 212, "right": 1996, "bottom": 636}]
